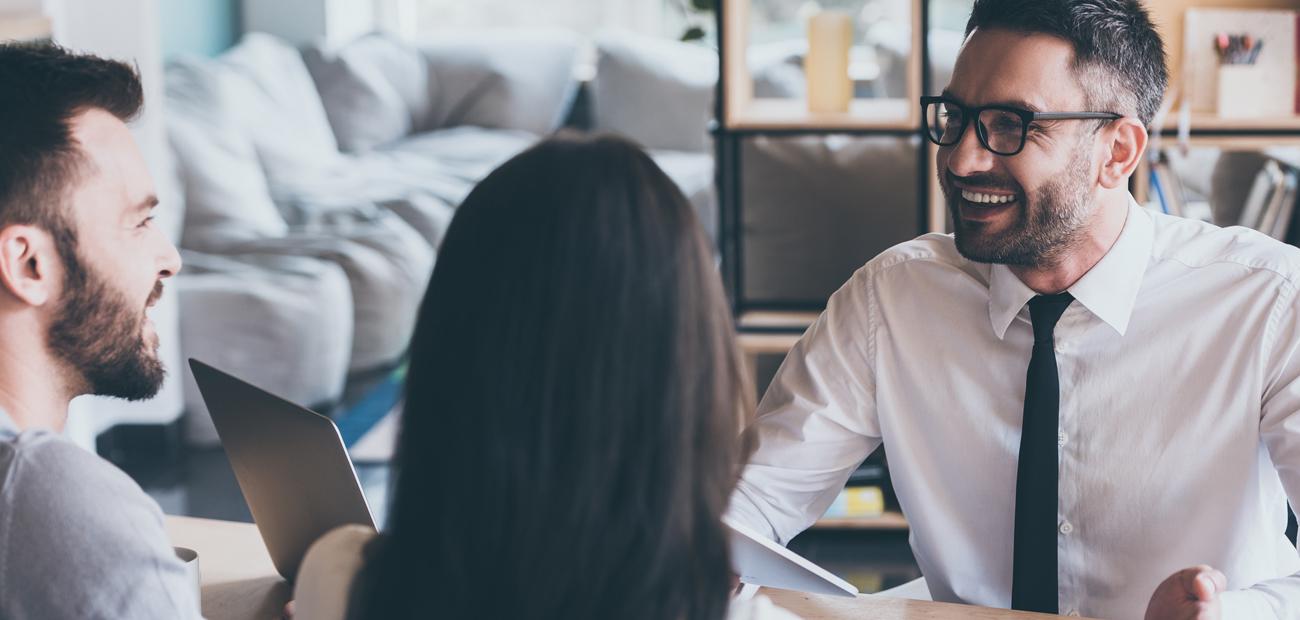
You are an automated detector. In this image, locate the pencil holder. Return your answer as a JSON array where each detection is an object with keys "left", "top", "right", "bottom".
[{"left": 1216, "top": 65, "right": 1284, "bottom": 119}]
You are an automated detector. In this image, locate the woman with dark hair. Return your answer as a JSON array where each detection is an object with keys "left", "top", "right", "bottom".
[{"left": 292, "top": 133, "right": 800, "bottom": 620}]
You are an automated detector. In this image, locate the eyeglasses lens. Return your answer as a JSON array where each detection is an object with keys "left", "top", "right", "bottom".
[
  {"left": 925, "top": 101, "right": 962, "bottom": 145},
  {"left": 977, "top": 109, "right": 1025, "bottom": 155}
]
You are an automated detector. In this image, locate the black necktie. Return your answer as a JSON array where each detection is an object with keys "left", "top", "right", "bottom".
[{"left": 1012, "top": 292, "right": 1073, "bottom": 613}]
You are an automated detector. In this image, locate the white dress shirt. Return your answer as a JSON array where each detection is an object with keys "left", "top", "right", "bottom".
[{"left": 729, "top": 197, "right": 1300, "bottom": 619}]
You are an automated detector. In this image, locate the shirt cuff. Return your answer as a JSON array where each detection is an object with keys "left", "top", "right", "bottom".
[
  {"left": 725, "top": 487, "right": 782, "bottom": 543},
  {"left": 1219, "top": 589, "right": 1276, "bottom": 620}
]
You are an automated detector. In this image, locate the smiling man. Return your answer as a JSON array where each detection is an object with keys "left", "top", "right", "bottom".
[
  {"left": 728, "top": 1, "right": 1300, "bottom": 619},
  {"left": 0, "top": 44, "right": 198, "bottom": 617}
]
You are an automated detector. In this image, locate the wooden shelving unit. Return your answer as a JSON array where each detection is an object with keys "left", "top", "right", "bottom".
[
  {"left": 1136, "top": 135, "right": 1300, "bottom": 207},
  {"left": 1145, "top": 0, "right": 1300, "bottom": 98},
  {"left": 728, "top": 98, "right": 917, "bottom": 131},
  {"left": 720, "top": 0, "right": 922, "bottom": 133},
  {"left": 1160, "top": 114, "right": 1300, "bottom": 133},
  {"left": 0, "top": 13, "right": 51, "bottom": 42},
  {"left": 1139, "top": 2, "right": 1300, "bottom": 212},
  {"left": 717, "top": 0, "right": 931, "bottom": 335}
]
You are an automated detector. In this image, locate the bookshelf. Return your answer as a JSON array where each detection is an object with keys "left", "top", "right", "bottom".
[
  {"left": 720, "top": 0, "right": 923, "bottom": 133},
  {"left": 1151, "top": 1, "right": 1300, "bottom": 138},
  {"left": 1146, "top": 0, "right": 1300, "bottom": 127},
  {"left": 1138, "top": 1, "right": 1300, "bottom": 237},
  {"left": 718, "top": 0, "right": 933, "bottom": 340},
  {"left": 0, "top": 13, "right": 51, "bottom": 42}
]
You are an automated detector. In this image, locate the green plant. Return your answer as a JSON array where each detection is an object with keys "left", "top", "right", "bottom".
[{"left": 678, "top": 0, "right": 718, "bottom": 41}]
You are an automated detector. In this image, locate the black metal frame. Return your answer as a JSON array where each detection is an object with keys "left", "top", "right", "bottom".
[
  {"left": 920, "top": 95, "right": 1122, "bottom": 156},
  {"left": 714, "top": 0, "right": 933, "bottom": 320}
]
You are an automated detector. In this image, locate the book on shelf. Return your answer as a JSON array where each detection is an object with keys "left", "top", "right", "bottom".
[
  {"left": 1237, "top": 158, "right": 1300, "bottom": 245},
  {"left": 1182, "top": 8, "right": 1297, "bottom": 118},
  {"left": 822, "top": 485, "right": 885, "bottom": 520},
  {"left": 1267, "top": 169, "right": 1298, "bottom": 241},
  {"left": 1148, "top": 153, "right": 1193, "bottom": 219},
  {"left": 1147, "top": 162, "right": 1168, "bottom": 215},
  {"left": 1238, "top": 159, "right": 1282, "bottom": 231}
]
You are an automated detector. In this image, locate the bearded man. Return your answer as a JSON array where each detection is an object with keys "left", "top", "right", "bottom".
[
  {"left": 0, "top": 44, "right": 199, "bottom": 618},
  {"left": 728, "top": 1, "right": 1300, "bottom": 618}
]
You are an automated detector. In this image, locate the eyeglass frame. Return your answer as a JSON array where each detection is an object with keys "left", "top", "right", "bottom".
[{"left": 920, "top": 95, "right": 1123, "bottom": 156}]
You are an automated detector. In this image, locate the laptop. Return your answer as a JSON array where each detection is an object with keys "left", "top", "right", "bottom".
[
  {"left": 189, "top": 359, "right": 375, "bottom": 581},
  {"left": 727, "top": 518, "right": 858, "bottom": 598},
  {"left": 190, "top": 359, "right": 859, "bottom": 597}
]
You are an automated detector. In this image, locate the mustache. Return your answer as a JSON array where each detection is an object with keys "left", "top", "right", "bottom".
[
  {"left": 945, "top": 170, "right": 1022, "bottom": 195},
  {"left": 146, "top": 281, "right": 164, "bottom": 308}
]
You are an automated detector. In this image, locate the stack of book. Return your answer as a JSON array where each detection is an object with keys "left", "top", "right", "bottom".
[
  {"left": 822, "top": 485, "right": 885, "bottom": 520},
  {"left": 1147, "top": 152, "right": 1214, "bottom": 224},
  {"left": 1238, "top": 158, "right": 1300, "bottom": 242},
  {"left": 821, "top": 462, "right": 890, "bottom": 521},
  {"left": 1149, "top": 151, "right": 1300, "bottom": 243}
]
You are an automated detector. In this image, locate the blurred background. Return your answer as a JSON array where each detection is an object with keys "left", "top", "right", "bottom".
[{"left": 6, "top": 0, "right": 1298, "bottom": 594}]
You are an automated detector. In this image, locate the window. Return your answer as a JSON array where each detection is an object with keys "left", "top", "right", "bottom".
[{"left": 407, "top": 0, "right": 685, "bottom": 38}]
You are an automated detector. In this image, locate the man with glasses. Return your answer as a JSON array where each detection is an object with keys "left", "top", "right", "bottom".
[{"left": 729, "top": 1, "right": 1300, "bottom": 618}]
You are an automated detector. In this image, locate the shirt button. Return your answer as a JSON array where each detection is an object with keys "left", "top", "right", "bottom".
[
  {"left": 1059, "top": 520, "right": 1074, "bottom": 535},
  {"left": 1058, "top": 431, "right": 1068, "bottom": 447}
]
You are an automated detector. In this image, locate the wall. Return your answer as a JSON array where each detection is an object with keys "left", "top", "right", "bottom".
[
  {"left": 160, "top": 0, "right": 239, "bottom": 58},
  {"left": 243, "top": 0, "right": 373, "bottom": 48},
  {"left": 0, "top": 0, "right": 42, "bottom": 12}
]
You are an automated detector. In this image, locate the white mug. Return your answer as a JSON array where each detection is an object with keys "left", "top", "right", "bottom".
[{"left": 174, "top": 546, "right": 202, "bottom": 614}]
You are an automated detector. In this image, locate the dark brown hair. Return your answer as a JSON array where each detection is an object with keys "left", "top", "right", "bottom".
[
  {"left": 966, "top": 0, "right": 1167, "bottom": 126},
  {"left": 350, "top": 133, "right": 752, "bottom": 619},
  {"left": 0, "top": 42, "right": 143, "bottom": 245}
]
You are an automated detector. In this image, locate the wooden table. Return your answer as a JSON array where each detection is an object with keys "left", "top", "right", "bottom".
[
  {"left": 165, "top": 515, "right": 1092, "bottom": 620},
  {"left": 166, "top": 516, "right": 291, "bottom": 620},
  {"left": 759, "top": 592, "right": 1073, "bottom": 619}
]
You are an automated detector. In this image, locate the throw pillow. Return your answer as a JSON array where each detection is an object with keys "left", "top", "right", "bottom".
[
  {"left": 591, "top": 31, "right": 717, "bottom": 153},
  {"left": 417, "top": 29, "right": 581, "bottom": 136},
  {"left": 303, "top": 33, "right": 431, "bottom": 152}
]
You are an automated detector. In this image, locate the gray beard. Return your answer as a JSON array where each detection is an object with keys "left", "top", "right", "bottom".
[{"left": 947, "top": 148, "right": 1094, "bottom": 267}]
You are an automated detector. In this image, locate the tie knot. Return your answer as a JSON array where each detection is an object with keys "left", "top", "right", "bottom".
[{"left": 1027, "top": 292, "right": 1074, "bottom": 343}]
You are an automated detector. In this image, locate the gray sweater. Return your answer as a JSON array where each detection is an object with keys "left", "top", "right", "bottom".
[{"left": 0, "top": 411, "right": 201, "bottom": 619}]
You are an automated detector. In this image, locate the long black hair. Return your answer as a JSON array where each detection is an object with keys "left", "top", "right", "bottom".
[{"left": 349, "top": 133, "right": 752, "bottom": 619}]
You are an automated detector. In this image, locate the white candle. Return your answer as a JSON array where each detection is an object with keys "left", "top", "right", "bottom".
[{"left": 806, "top": 11, "right": 853, "bottom": 114}]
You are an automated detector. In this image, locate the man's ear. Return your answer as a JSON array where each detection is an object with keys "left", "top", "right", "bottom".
[
  {"left": 1098, "top": 117, "right": 1148, "bottom": 190},
  {"left": 0, "top": 225, "right": 59, "bottom": 307}
]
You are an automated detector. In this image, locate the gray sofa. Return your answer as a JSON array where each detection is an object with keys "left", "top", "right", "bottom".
[{"left": 166, "top": 31, "right": 717, "bottom": 442}]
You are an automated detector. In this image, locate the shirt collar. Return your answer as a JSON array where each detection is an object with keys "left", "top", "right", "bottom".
[{"left": 987, "top": 196, "right": 1153, "bottom": 339}]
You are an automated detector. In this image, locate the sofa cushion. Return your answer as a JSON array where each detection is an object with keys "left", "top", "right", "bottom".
[
  {"left": 224, "top": 212, "right": 435, "bottom": 371},
  {"left": 218, "top": 33, "right": 344, "bottom": 186},
  {"left": 416, "top": 29, "right": 581, "bottom": 135},
  {"left": 591, "top": 32, "right": 716, "bottom": 153},
  {"left": 303, "top": 34, "right": 431, "bottom": 152},
  {"left": 178, "top": 251, "right": 354, "bottom": 445},
  {"left": 165, "top": 57, "right": 288, "bottom": 250}
]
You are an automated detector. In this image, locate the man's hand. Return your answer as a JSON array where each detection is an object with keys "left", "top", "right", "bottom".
[{"left": 1144, "top": 565, "right": 1227, "bottom": 620}]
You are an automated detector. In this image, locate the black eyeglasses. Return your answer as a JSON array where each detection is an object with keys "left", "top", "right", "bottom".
[{"left": 920, "top": 96, "right": 1122, "bottom": 156}]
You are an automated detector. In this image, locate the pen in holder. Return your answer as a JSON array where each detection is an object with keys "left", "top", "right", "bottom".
[{"left": 1214, "top": 31, "right": 1278, "bottom": 118}]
